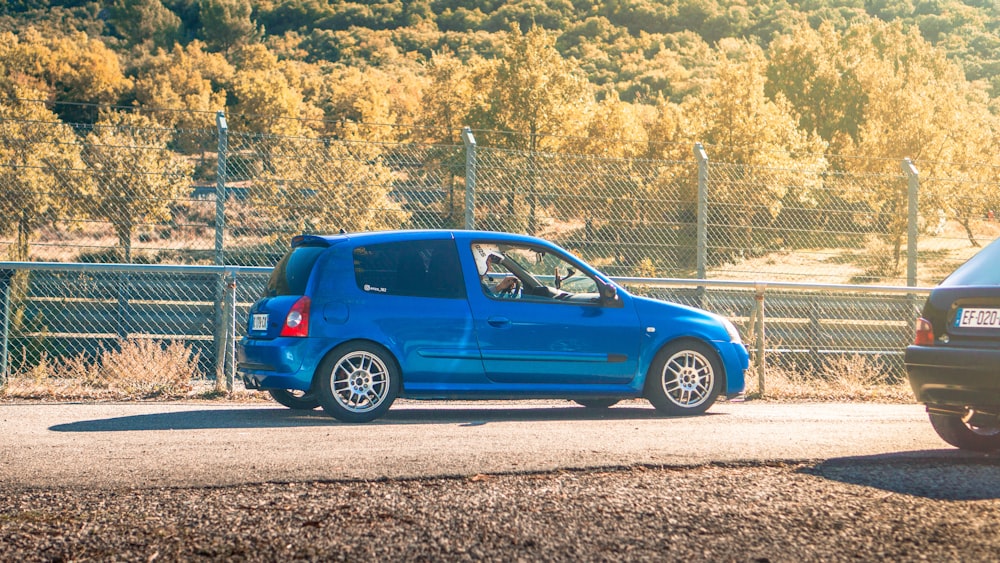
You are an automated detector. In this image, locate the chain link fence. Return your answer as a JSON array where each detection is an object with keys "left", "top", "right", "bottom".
[{"left": 1, "top": 105, "right": 998, "bottom": 386}]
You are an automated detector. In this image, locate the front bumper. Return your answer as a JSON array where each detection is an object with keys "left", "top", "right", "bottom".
[
  {"left": 905, "top": 345, "right": 1000, "bottom": 409},
  {"left": 720, "top": 341, "right": 750, "bottom": 395}
]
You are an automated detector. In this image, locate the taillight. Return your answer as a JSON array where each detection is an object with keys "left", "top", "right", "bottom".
[
  {"left": 913, "top": 317, "right": 934, "bottom": 346},
  {"left": 280, "top": 296, "right": 311, "bottom": 337}
]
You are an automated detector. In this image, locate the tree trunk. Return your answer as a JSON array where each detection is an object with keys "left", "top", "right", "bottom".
[{"left": 960, "top": 217, "right": 981, "bottom": 248}]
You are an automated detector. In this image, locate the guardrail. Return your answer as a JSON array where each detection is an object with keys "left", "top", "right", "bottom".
[
  {"left": 616, "top": 278, "right": 931, "bottom": 394},
  {"left": 0, "top": 262, "right": 932, "bottom": 392},
  {"left": 0, "top": 262, "right": 270, "bottom": 390}
]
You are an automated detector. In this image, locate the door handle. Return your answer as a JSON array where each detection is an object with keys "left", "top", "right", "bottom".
[{"left": 487, "top": 316, "right": 511, "bottom": 328}]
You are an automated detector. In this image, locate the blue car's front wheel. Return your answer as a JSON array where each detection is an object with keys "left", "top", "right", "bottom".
[
  {"left": 316, "top": 342, "right": 400, "bottom": 423},
  {"left": 645, "top": 340, "right": 722, "bottom": 416}
]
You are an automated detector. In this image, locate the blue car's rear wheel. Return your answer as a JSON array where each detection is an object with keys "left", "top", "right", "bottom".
[
  {"left": 645, "top": 340, "right": 722, "bottom": 416},
  {"left": 574, "top": 399, "right": 620, "bottom": 409},
  {"left": 316, "top": 342, "right": 399, "bottom": 423},
  {"left": 928, "top": 413, "right": 1000, "bottom": 452},
  {"left": 267, "top": 388, "right": 320, "bottom": 410}
]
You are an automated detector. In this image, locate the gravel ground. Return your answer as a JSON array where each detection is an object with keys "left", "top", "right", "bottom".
[{"left": 3, "top": 459, "right": 1000, "bottom": 562}]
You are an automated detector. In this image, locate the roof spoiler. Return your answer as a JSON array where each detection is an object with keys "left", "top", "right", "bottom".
[{"left": 291, "top": 234, "right": 341, "bottom": 248}]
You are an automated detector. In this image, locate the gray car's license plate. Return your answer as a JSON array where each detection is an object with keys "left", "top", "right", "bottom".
[{"left": 955, "top": 308, "right": 1000, "bottom": 328}]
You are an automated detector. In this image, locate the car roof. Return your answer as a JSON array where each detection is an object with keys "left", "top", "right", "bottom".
[
  {"left": 940, "top": 235, "right": 1000, "bottom": 287},
  {"left": 291, "top": 230, "right": 558, "bottom": 248}
]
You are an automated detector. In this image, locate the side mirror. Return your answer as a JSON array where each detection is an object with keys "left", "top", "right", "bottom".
[{"left": 598, "top": 280, "right": 618, "bottom": 303}]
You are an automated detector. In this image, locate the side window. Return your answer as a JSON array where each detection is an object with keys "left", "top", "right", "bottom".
[
  {"left": 354, "top": 240, "right": 466, "bottom": 299},
  {"left": 472, "top": 242, "right": 600, "bottom": 303}
]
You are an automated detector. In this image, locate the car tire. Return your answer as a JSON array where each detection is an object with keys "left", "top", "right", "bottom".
[
  {"left": 267, "top": 388, "right": 320, "bottom": 410},
  {"left": 316, "top": 341, "right": 399, "bottom": 423},
  {"left": 928, "top": 413, "right": 1000, "bottom": 452},
  {"left": 574, "top": 399, "right": 620, "bottom": 409},
  {"left": 644, "top": 340, "right": 722, "bottom": 416}
]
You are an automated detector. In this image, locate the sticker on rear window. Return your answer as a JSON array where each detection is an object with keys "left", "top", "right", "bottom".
[{"left": 363, "top": 284, "right": 387, "bottom": 294}]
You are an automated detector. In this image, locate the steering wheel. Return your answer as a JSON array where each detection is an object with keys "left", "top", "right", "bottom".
[{"left": 497, "top": 277, "right": 521, "bottom": 298}]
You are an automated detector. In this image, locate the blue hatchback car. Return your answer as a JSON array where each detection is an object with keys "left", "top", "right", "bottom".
[{"left": 238, "top": 230, "right": 749, "bottom": 422}]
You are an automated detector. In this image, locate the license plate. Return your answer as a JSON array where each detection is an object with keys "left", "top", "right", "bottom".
[
  {"left": 252, "top": 313, "right": 269, "bottom": 331},
  {"left": 955, "top": 308, "right": 1000, "bottom": 328}
]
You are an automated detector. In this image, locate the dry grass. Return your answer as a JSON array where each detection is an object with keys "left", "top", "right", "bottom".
[
  {"left": 0, "top": 339, "right": 206, "bottom": 401},
  {"left": 2, "top": 349, "right": 913, "bottom": 404},
  {"left": 743, "top": 354, "right": 914, "bottom": 403}
]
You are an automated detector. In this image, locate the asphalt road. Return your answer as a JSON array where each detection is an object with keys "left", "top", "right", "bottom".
[{"left": 0, "top": 399, "right": 974, "bottom": 490}]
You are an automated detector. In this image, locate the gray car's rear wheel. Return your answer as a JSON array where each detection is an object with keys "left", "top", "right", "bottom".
[
  {"left": 267, "top": 388, "right": 320, "bottom": 410},
  {"left": 316, "top": 342, "right": 399, "bottom": 423},
  {"left": 928, "top": 413, "right": 1000, "bottom": 452},
  {"left": 644, "top": 340, "right": 722, "bottom": 416}
]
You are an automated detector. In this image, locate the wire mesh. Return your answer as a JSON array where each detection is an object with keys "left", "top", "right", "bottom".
[
  {"left": 474, "top": 148, "right": 699, "bottom": 278},
  {"left": 1, "top": 111, "right": 998, "bottom": 384}
]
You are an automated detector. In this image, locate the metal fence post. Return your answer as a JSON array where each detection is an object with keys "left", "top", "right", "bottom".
[
  {"left": 462, "top": 127, "right": 476, "bottom": 230},
  {"left": 754, "top": 282, "right": 767, "bottom": 397},
  {"left": 694, "top": 143, "right": 709, "bottom": 280},
  {"left": 0, "top": 270, "right": 10, "bottom": 386},
  {"left": 902, "top": 158, "right": 919, "bottom": 287},
  {"left": 214, "top": 273, "right": 236, "bottom": 393},
  {"left": 224, "top": 272, "right": 236, "bottom": 392},
  {"left": 215, "top": 111, "right": 228, "bottom": 266},
  {"left": 213, "top": 112, "right": 229, "bottom": 384}
]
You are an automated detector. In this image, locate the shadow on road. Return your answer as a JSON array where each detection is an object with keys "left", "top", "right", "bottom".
[
  {"left": 49, "top": 403, "right": 692, "bottom": 432},
  {"left": 801, "top": 451, "right": 1000, "bottom": 500}
]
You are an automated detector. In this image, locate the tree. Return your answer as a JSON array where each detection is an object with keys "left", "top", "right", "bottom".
[
  {"left": 0, "top": 28, "right": 131, "bottom": 122},
  {"left": 132, "top": 41, "right": 233, "bottom": 133},
  {"left": 480, "top": 25, "right": 591, "bottom": 151},
  {"left": 318, "top": 64, "right": 425, "bottom": 143},
  {"left": 199, "top": 0, "right": 261, "bottom": 54},
  {"left": 251, "top": 136, "right": 410, "bottom": 236},
  {"left": 684, "top": 40, "right": 827, "bottom": 264},
  {"left": 766, "top": 22, "right": 862, "bottom": 154},
  {"left": 414, "top": 50, "right": 487, "bottom": 144},
  {"left": 0, "top": 87, "right": 92, "bottom": 260},
  {"left": 228, "top": 44, "right": 322, "bottom": 138},
  {"left": 82, "top": 110, "right": 194, "bottom": 262},
  {"left": 477, "top": 25, "right": 592, "bottom": 233},
  {"left": 108, "top": 0, "right": 182, "bottom": 49}
]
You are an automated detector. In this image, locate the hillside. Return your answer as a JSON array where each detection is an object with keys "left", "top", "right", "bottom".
[{"left": 3, "top": 0, "right": 1000, "bottom": 106}]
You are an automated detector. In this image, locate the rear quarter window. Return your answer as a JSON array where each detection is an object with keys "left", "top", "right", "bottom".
[
  {"left": 266, "top": 245, "right": 326, "bottom": 296},
  {"left": 354, "top": 239, "right": 465, "bottom": 299}
]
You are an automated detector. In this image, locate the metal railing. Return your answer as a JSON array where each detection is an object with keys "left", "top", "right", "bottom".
[
  {"left": 0, "top": 262, "right": 269, "bottom": 389},
  {"left": 0, "top": 260, "right": 931, "bottom": 389}
]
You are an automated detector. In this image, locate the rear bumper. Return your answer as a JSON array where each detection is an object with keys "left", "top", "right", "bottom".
[
  {"left": 905, "top": 345, "right": 1000, "bottom": 409},
  {"left": 237, "top": 336, "right": 325, "bottom": 391}
]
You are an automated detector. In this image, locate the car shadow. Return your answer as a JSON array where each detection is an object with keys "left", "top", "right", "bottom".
[
  {"left": 800, "top": 451, "right": 1000, "bottom": 500},
  {"left": 49, "top": 403, "right": 703, "bottom": 433}
]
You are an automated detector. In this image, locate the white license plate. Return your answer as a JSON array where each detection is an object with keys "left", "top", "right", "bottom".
[
  {"left": 955, "top": 308, "right": 1000, "bottom": 328},
  {"left": 252, "top": 314, "right": 269, "bottom": 331}
]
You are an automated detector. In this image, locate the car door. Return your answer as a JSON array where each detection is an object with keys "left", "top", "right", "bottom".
[
  {"left": 464, "top": 240, "right": 641, "bottom": 386},
  {"left": 348, "top": 238, "right": 486, "bottom": 391}
]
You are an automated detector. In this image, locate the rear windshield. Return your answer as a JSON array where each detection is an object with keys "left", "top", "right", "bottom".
[
  {"left": 266, "top": 245, "right": 326, "bottom": 296},
  {"left": 941, "top": 237, "right": 1000, "bottom": 287}
]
